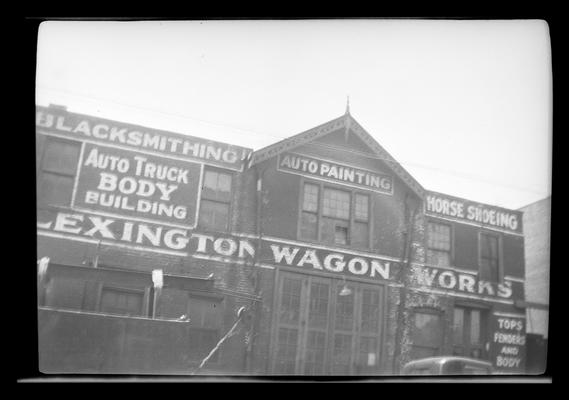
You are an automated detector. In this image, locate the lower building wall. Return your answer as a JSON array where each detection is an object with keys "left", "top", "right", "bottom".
[
  {"left": 37, "top": 235, "right": 256, "bottom": 375},
  {"left": 37, "top": 234, "right": 528, "bottom": 375}
]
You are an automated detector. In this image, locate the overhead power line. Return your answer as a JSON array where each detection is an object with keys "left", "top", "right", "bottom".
[{"left": 35, "top": 85, "right": 550, "bottom": 197}]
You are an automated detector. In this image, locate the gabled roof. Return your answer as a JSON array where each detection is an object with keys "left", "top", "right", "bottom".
[{"left": 248, "top": 112, "right": 425, "bottom": 198}]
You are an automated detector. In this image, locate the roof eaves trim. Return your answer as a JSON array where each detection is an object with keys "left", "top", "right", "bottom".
[
  {"left": 250, "top": 114, "right": 424, "bottom": 198},
  {"left": 249, "top": 116, "right": 345, "bottom": 166}
]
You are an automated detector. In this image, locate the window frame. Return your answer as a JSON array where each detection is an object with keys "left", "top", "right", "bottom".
[
  {"left": 198, "top": 167, "right": 234, "bottom": 232},
  {"left": 409, "top": 307, "right": 444, "bottom": 360},
  {"left": 97, "top": 284, "right": 148, "bottom": 317},
  {"left": 425, "top": 219, "right": 454, "bottom": 268},
  {"left": 297, "top": 178, "right": 372, "bottom": 249},
  {"left": 451, "top": 304, "right": 490, "bottom": 360},
  {"left": 478, "top": 230, "right": 503, "bottom": 283},
  {"left": 37, "top": 135, "right": 81, "bottom": 208}
]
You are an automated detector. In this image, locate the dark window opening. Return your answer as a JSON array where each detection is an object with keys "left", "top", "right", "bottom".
[
  {"left": 37, "top": 137, "right": 80, "bottom": 207},
  {"left": 479, "top": 233, "right": 500, "bottom": 282},
  {"left": 199, "top": 169, "right": 233, "bottom": 232}
]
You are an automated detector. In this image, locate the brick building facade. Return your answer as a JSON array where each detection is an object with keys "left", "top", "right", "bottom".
[
  {"left": 36, "top": 104, "right": 528, "bottom": 375},
  {"left": 518, "top": 197, "right": 550, "bottom": 374}
]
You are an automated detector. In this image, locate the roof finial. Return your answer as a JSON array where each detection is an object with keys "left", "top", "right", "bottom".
[{"left": 344, "top": 96, "right": 351, "bottom": 142}]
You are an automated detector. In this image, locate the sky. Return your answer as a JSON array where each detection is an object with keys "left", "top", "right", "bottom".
[{"left": 35, "top": 19, "right": 552, "bottom": 210}]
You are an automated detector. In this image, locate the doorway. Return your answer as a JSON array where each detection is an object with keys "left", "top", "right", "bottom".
[{"left": 271, "top": 271, "right": 385, "bottom": 375}]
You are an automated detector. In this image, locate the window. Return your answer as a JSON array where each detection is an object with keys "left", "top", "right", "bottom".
[
  {"left": 99, "top": 286, "right": 145, "bottom": 317},
  {"left": 427, "top": 222, "right": 452, "bottom": 267},
  {"left": 352, "top": 194, "right": 370, "bottom": 248},
  {"left": 452, "top": 307, "right": 487, "bottom": 359},
  {"left": 300, "top": 183, "right": 319, "bottom": 240},
  {"left": 319, "top": 187, "right": 353, "bottom": 245},
  {"left": 409, "top": 310, "right": 443, "bottom": 360},
  {"left": 199, "top": 169, "right": 232, "bottom": 231},
  {"left": 37, "top": 137, "right": 81, "bottom": 207},
  {"left": 299, "top": 182, "right": 370, "bottom": 249},
  {"left": 479, "top": 232, "right": 500, "bottom": 282}
]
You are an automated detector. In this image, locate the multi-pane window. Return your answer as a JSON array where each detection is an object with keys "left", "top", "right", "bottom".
[
  {"left": 479, "top": 233, "right": 500, "bottom": 282},
  {"left": 332, "top": 333, "right": 353, "bottom": 374},
  {"left": 409, "top": 310, "right": 443, "bottom": 360},
  {"left": 358, "top": 336, "right": 378, "bottom": 372},
  {"left": 37, "top": 137, "right": 81, "bottom": 207},
  {"left": 353, "top": 194, "right": 370, "bottom": 248},
  {"left": 275, "top": 327, "right": 299, "bottom": 374},
  {"left": 361, "top": 289, "right": 380, "bottom": 333},
  {"left": 427, "top": 222, "right": 452, "bottom": 267},
  {"left": 335, "top": 285, "right": 355, "bottom": 331},
  {"left": 300, "top": 183, "right": 319, "bottom": 240},
  {"left": 322, "top": 188, "right": 351, "bottom": 245},
  {"left": 452, "top": 307, "right": 487, "bottom": 359},
  {"left": 199, "top": 169, "right": 232, "bottom": 232},
  {"left": 308, "top": 282, "right": 329, "bottom": 329},
  {"left": 304, "top": 331, "right": 326, "bottom": 374},
  {"left": 299, "top": 182, "right": 370, "bottom": 248},
  {"left": 279, "top": 277, "right": 302, "bottom": 325},
  {"left": 323, "top": 189, "right": 351, "bottom": 219}
]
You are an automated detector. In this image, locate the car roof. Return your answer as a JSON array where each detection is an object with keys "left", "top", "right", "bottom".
[{"left": 403, "top": 356, "right": 493, "bottom": 369}]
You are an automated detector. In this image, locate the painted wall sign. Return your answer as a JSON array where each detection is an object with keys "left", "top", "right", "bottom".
[
  {"left": 75, "top": 143, "right": 201, "bottom": 227},
  {"left": 36, "top": 210, "right": 521, "bottom": 302},
  {"left": 259, "top": 241, "right": 395, "bottom": 281},
  {"left": 36, "top": 210, "right": 396, "bottom": 281},
  {"left": 425, "top": 192, "right": 523, "bottom": 234},
  {"left": 490, "top": 314, "right": 526, "bottom": 373},
  {"left": 410, "top": 265, "right": 513, "bottom": 299},
  {"left": 37, "top": 209, "right": 194, "bottom": 253},
  {"left": 36, "top": 106, "right": 252, "bottom": 171},
  {"left": 277, "top": 152, "right": 393, "bottom": 194}
]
